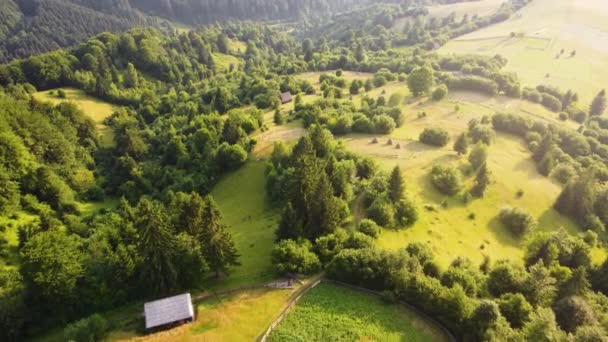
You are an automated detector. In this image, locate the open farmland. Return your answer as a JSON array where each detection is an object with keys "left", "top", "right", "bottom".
[
  {"left": 440, "top": 0, "right": 608, "bottom": 103},
  {"left": 269, "top": 282, "right": 451, "bottom": 342}
]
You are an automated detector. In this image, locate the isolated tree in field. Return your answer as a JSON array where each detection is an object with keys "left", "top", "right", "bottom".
[
  {"left": 364, "top": 79, "right": 373, "bottom": 92},
  {"left": 350, "top": 80, "right": 361, "bottom": 95},
  {"left": 407, "top": 66, "right": 434, "bottom": 97},
  {"left": 124, "top": 63, "right": 139, "bottom": 88},
  {"left": 201, "top": 196, "right": 240, "bottom": 276},
  {"left": 499, "top": 207, "right": 536, "bottom": 236},
  {"left": 454, "top": 133, "right": 470, "bottom": 156},
  {"left": 134, "top": 198, "right": 177, "bottom": 295},
  {"left": 388, "top": 166, "right": 405, "bottom": 203},
  {"left": 471, "top": 162, "right": 490, "bottom": 197},
  {"left": 590, "top": 89, "right": 607, "bottom": 116}
]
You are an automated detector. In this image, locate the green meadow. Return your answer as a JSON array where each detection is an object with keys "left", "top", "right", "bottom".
[
  {"left": 33, "top": 87, "right": 116, "bottom": 147},
  {"left": 439, "top": 0, "right": 608, "bottom": 103}
]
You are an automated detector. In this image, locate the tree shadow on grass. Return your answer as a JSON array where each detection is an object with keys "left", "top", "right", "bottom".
[{"left": 486, "top": 216, "right": 523, "bottom": 250}]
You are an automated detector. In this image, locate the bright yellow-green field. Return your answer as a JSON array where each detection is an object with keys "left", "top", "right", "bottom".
[
  {"left": 33, "top": 87, "right": 116, "bottom": 147},
  {"left": 439, "top": 0, "right": 608, "bottom": 103}
]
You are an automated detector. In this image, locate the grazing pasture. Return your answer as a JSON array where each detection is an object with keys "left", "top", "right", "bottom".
[
  {"left": 268, "top": 282, "right": 450, "bottom": 342},
  {"left": 439, "top": 0, "right": 608, "bottom": 103}
]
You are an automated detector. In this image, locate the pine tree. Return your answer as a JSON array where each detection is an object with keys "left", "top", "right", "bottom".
[
  {"left": 471, "top": 163, "right": 490, "bottom": 197},
  {"left": 308, "top": 172, "right": 344, "bottom": 240},
  {"left": 134, "top": 198, "right": 177, "bottom": 295},
  {"left": 124, "top": 63, "right": 139, "bottom": 88},
  {"left": 201, "top": 196, "right": 240, "bottom": 277},
  {"left": 454, "top": 133, "right": 470, "bottom": 156},
  {"left": 590, "top": 89, "right": 607, "bottom": 116},
  {"left": 276, "top": 202, "right": 301, "bottom": 241},
  {"left": 354, "top": 43, "right": 366, "bottom": 62},
  {"left": 560, "top": 267, "right": 590, "bottom": 297},
  {"left": 179, "top": 192, "right": 206, "bottom": 236},
  {"left": 388, "top": 166, "right": 405, "bottom": 203}
]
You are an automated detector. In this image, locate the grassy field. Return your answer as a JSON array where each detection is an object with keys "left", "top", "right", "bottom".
[
  {"left": 338, "top": 92, "right": 581, "bottom": 267},
  {"left": 269, "top": 282, "right": 450, "bottom": 342},
  {"left": 209, "top": 161, "right": 278, "bottom": 289},
  {"left": 439, "top": 0, "right": 608, "bottom": 103},
  {"left": 33, "top": 87, "right": 116, "bottom": 147}
]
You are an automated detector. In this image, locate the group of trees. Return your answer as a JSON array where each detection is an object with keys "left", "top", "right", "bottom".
[
  {"left": 1, "top": 192, "right": 239, "bottom": 341},
  {"left": 326, "top": 228, "right": 606, "bottom": 341}
]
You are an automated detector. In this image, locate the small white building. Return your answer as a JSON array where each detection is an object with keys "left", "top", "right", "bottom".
[{"left": 144, "top": 293, "right": 194, "bottom": 330}]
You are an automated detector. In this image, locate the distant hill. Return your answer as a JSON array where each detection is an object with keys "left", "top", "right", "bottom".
[{"left": 0, "top": 0, "right": 387, "bottom": 63}]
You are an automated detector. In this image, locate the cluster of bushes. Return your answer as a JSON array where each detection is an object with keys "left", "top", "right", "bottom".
[
  {"left": 430, "top": 165, "right": 463, "bottom": 196},
  {"left": 325, "top": 227, "right": 606, "bottom": 341},
  {"left": 523, "top": 85, "right": 579, "bottom": 114},
  {"left": 296, "top": 96, "right": 404, "bottom": 136},
  {"left": 419, "top": 127, "right": 450, "bottom": 147}
]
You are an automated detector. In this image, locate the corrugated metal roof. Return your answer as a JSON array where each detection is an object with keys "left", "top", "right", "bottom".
[
  {"left": 144, "top": 293, "right": 194, "bottom": 329},
  {"left": 280, "top": 92, "right": 293, "bottom": 103}
]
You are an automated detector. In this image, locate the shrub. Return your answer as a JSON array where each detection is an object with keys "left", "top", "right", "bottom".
[
  {"left": 419, "top": 128, "right": 450, "bottom": 147},
  {"left": 558, "top": 112, "right": 568, "bottom": 121},
  {"left": 373, "top": 115, "right": 396, "bottom": 134},
  {"left": 499, "top": 207, "right": 536, "bottom": 236},
  {"left": 498, "top": 293, "right": 533, "bottom": 328},
  {"left": 216, "top": 143, "right": 247, "bottom": 171},
  {"left": 550, "top": 163, "right": 576, "bottom": 184},
  {"left": 432, "top": 85, "right": 448, "bottom": 101},
  {"left": 430, "top": 165, "right": 462, "bottom": 196},
  {"left": 57, "top": 89, "right": 67, "bottom": 98},
  {"left": 64, "top": 314, "right": 108, "bottom": 342},
  {"left": 367, "top": 197, "right": 395, "bottom": 227},
  {"left": 358, "top": 219, "right": 381, "bottom": 238},
  {"left": 352, "top": 116, "right": 374, "bottom": 133},
  {"left": 271, "top": 239, "right": 321, "bottom": 275},
  {"left": 394, "top": 198, "right": 418, "bottom": 227},
  {"left": 541, "top": 93, "right": 563, "bottom": 112}
]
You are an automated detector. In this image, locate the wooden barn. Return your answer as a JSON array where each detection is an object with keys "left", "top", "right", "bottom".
[
  {"left": 280, "top": 92, "right": 293, "bottom": 104},
  {"left": 144, "top": 293, "right": 194, "bottom": 331}
]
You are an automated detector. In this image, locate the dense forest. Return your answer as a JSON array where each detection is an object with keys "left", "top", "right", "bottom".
[{"left": 2, "top": 0, "right": 608, "bottom": 340}]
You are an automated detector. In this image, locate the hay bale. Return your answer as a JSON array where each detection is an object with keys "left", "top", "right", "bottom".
[
  {"left": 395, "top": 143, "right": 401, "bottom": 149},
  {"left": 387, "top": 139, "right": 393, "bottom": 145},
  {"left": 371, "top": 137, "right": 378, "bottom": 144}
]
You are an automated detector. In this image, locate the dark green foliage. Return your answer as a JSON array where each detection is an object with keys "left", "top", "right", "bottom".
[
  {"left": 470, "top": 163, "right": 490, "bottom": 198},
  {"left": 358, "top": 219, "right": 380, "bottom": 238},
  {"left": 64, "top": 314, "right": 108, "bottom": 342},
  {"left": 498, "top": 293, "right": 533, "bottom": 329},
  {"left": 575, "top": 325, "right": 608, "bottom": 342},
  {"left": 590, "top": 89, "right": 607, "bottom": 116},
  {"left": 216, "top": 143, "right": 248, "bottom": 172},
  {"left": 468, "top": 142, "right": 488, "bottom": 170},
  {"left": 419, "top": 127, "right": 450, "bottom": 147},
  {"left": 553, "top": 296, "right": 597, "bottom": 333},
  {"left": 271, "top": 239, "right": 321, "bottom": 275},
  {"left": 499, "top": 207, "right": 536, "bottom": 236},
  {"left": 487, "top": 260, "right": 527, "bottom": 297},
  {"left": 430, "top": 164, "right": 462, "bottom": 196},
  {"left": 388, "top": 166, "right": 404, "bottom": 203},
  {"left": 432, "top": 84, "right": 448, "bottom": 101},
  {"left": 453, "top": 133, "right": 470, "bottom": 156}
]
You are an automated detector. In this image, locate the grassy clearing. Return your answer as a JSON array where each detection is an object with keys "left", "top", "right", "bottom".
[
  {"left": 439, "top": 0, "right": 608, "bottom": 103},
  {"left": 228, "top": 39, "right": 247, "bottom": 54},
  {"left": 269, "top": 282, "right": 450, "bottom": 342},
  {"left": 0, "top": 212, "right": 37, "bottom": 270},
  {"left": 33, "top": 87, "right": 116, "bottom": 147},
  {"left": 333, "top": 91, "right": 580, "bottom": 267},
  {"left": 213, "top": 53, "right": 243, "bottom": 73},
  {"left": 209, "top": 161, "right": 278, "bottom": 289}
]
